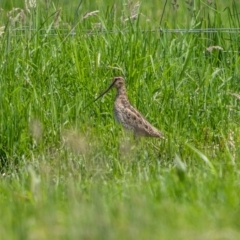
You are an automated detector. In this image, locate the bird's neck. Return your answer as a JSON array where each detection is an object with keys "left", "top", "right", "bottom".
[{"left": 116, "top": 86, "right": 128, "bottom": 98}]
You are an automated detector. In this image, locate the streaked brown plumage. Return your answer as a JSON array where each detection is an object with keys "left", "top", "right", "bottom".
[{"left": 94, "top": 76, "right": 164, "bottom": 139}]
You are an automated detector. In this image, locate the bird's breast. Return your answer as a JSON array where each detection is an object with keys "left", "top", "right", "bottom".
[
  {"left": 113, "top": 103, "right": 134, "bottom": 130},
  {"left": 113, "top": 104, "right": 123, "bottom": 123}
]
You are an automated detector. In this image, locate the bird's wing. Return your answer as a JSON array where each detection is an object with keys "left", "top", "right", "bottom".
[{"left": 121, "top": 104, "right": 164, "bottom": 137}]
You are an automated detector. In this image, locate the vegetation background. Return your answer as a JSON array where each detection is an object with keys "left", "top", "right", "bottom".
[{"left": 0, "top": 0, "right": 240, "bottom": 239}]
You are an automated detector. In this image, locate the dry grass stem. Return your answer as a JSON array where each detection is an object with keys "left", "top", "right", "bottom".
[
  {"left": 62, "top": 130, "right": 88, "bottom": 155},
  {"left": 206, "top": 46, "right": 224, "bottom": 52},
  {"left": 25, "top": 0, "right": 36, "bottom": 13},
  {"left": 29, "top": 119, "right": 43, "bottom": 144},
  {"left": 0, "top": 26, "right": 5, "bottom": 37},
  {"left": 7, "top": 8, "right": 26, "bottom": 26},
  {"left": 54, "top": 8, "right": 62, "bottom": 28},
  {"left": 82, "top": 10, "right": 100, "bottom": 20}
]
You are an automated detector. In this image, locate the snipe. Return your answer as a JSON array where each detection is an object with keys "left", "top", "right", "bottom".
[{"left": 94, "top": 76, "right": 164, "bottom": 139}]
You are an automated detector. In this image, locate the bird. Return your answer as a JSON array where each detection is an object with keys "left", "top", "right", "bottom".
[{"left": 94, "top": 76, "right": 164, "bottom": 139}]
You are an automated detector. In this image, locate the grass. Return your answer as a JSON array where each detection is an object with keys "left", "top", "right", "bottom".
[{"left": 1, "top": 0, "right": 240, "bottom": 239}]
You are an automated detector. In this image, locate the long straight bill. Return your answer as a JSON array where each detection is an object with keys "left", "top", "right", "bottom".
[{"left": 93, "top": 79, "right": 116, "bottom": 102}]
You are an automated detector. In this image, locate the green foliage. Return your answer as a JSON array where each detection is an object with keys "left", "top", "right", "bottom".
[{"left": 1, "top": 0, "right": 240, "bottom": 239}]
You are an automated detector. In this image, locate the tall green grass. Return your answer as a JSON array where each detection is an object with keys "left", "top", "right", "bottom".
[{"left": 0, "top": 0, "right": 240, "bottom": 239}]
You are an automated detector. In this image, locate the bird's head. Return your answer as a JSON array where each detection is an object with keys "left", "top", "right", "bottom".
[
  {"left": 111, "top": 76, "right": 125, "bottom": 89},
  {"left": 93, "top": 76, "right": 126, "bottom": 102}
]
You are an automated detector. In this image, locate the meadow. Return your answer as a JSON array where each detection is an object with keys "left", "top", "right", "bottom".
[{"left": 0, "top": 0, "right": 240, "bottom": 239}]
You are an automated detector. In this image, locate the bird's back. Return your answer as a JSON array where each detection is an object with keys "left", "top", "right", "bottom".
[{"left": 114, "top": 96, "right": 164, "bottom": 138}]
